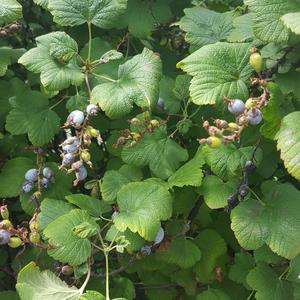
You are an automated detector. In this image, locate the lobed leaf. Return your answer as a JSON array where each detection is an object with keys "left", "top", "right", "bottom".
[
  {"left": 244, "top": 0, "right": 300, "bottom": 43},
  {"left": 44, "top": 209, "right": 99, "bottom": 265},
  {"left": 177, "top": 42, "right": 252, "bottom": 105},
  {"left": 276, "top": 111, "right": 300, "bottom": 181},
  {"left": 16, "top": 262, "right": 80, "bottom": 300},
  {"left": 48, "top": 0, "right": 127, "bottom": 28},
  {"left": 114, "top": 181, "right": 172, "bottom": 240},
  {"left": 121, "top": 127, "right": 188, "bottom": 180},
  {"left": 91, "top": 48, "right": 162, "bottom": 119}
]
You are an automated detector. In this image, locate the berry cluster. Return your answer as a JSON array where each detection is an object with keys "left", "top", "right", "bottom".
[
  {"left": 0, "top": 205, "right": 43, "bottom": 248},
  {"left": 0, "top": 22, "right": 21, "bottom": 37},
  {"left": 28, "top": 214, "right": 41, "bottom": 245},
  {"left": 198, "top": 49, "right": 267, "bottom": 148},
  {"left": 60, "top": 104, "right": 103, "bottom": 186},
  {"left": 199, "top": 91, "right": 267, "bottom": 148},
  {"left": 113, "top": 115, "right": 162, "bottom": 149},
  {"left": 22, "top": 167, "right": 54, "bottom": 193},
  {"left": 0, "top": 207, "right": 21, "bottom": 248}
]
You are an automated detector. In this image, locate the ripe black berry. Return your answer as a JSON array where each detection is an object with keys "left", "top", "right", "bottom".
[
  {"left": 244, "top": 160, "right": 256, "bottom": 173},
  {"left": 238, "top": 184, "right": 249, "bottom": 198}
]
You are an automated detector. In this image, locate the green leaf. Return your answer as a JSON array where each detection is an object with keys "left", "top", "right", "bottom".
[
  {"left": 48, "top": 0, "right": 127, "bottom": 28},
  {"left": 170, "top": 269, "right": 197, "bottom": 295},
  {"left": 105, "top": 224, "right": 145, "bottom": 252},
  {"left": 100, "top": 50, "right": 123, "bottom": 63},
  {"left": 0, "top": 291, "right": 19, "bottom": 300},
  {"left": 173, "top": 75, "right": 191, "bottom": 102},
  {"left": 0, "top": 157, "right": 34, "bottom": 198},
  {"left": 16, "top": 262, "right": 80, "bottom": 300},
  {"left": 193, "top": 229, "right": 227, "bottom": 283},
  {"left": 114, "top": 181, "right": 172, "bottom": 240},
  {"left": 254, "top": 245, "right": 284, "bottom": 265},
  {"left": 263, "top": 182, "right": 300, "bottom": 259},
  {"left": 232, "top": 182, "right": 300, "bottom": 259},
  {"left": 244, "top": 0, "right": 300, "bottom": 43},
  {"left": 65, "top": 194, "right": 110, "bottom": 217},
  {"left": 159, "top": 76, "right": 181, "bottom": 114},
  {"left": 246, "top": 262, "right": 293, "bottom": 300},
  {"left": 18, "top": 32, "right": 84, "bottom": 91},
  {"left": 177, "top": 42, "right": 252, "bottom": 105},
  {"left": 73, "top": 222, "right": 98, "bottom": 239},
  {"left": 121, "top": 127, "right": 188, "bottom": 179},
  {"left": 197, "top": 288, "right": 230, "bottom": 300},
  {"left": 199, "top": 175, "right": 236, "bottom": 209},
  {"left": 228, "top": 13, "right": 256, "bottom": 42},
  {"left": 120, "top": 0, "right": 172, "bottom": 38},
  {"left": 287, "top": 254, "right": 300, "bottom": 283},
  {"left": 0, "top": 47, "right": 25, "bottom": 77},
  {"left": 168, "top": 150, "right": 204, "bottom": 188},
  {"left": 281, "top": 12, "right": 300, "bottom": 35},
  {"left": 178, "top": 7, "right": 233, "bottom": 47},
  {"left": 66, "top": 94, "right": 89, "bottom": 112},
  {"left": 156, "top": 237, "right": 201, "bottom": 268},
  {"left": 44, "top": 209, "right": 99, "bottom": 265},
  {"left": 260, "top": 82, "right": 285, "bottom": 139},
  {"left": 110, "top": 277, "right": 136, "bottom": 300},
  {"left": 202, "top": 144, "right": 262, "bottom": 181},
  {"left": 100, "top": 164, "right": 142, "bottom": 203},
  {"left": 6, "top": 90, "right": 60, "bottom": 146},
  {"left": 276, "top": 111, "right": 300, "bottom": 180},
  {"left": 91, "top": 48, "right": 162, "bottom": 119},
  {"left": 229, "top": 252, "right": 255, "bottom": 289},
  {"left": 0, "top": 0, "right": 22, "bottom": 25},
  {"left": 49, "top": 32, "right": 78, "bottom": 62},
  {"left": 38, "top": 198, "right": 73, "bottom": 231},
  {"left": 33, "top": 0, "right": 49, "bottom": 8},
  {"left": 79, "top": 291, "right": 105, "bottom": 300},
  {"left": 275, "top": 70, "right": 300, "bottom": 96},
  {"left": 231, "top": 199, "right": 268, "bottom": 250}
]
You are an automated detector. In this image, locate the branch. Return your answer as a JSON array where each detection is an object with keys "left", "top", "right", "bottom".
[
  {"left": 226, "top": 137, "right": 261, "bottom": 211},
  {"left": 187, "top": 196, "right": 203, "bottom": 226},
  {"left": 135, "top": 283, "right": 176, "bottom": 290},
  {"left": 84, "top": 72, "right": 92, "bottom": 99},
  {"left": 96, "top": 256, "right": 136, "bottom": 278}
]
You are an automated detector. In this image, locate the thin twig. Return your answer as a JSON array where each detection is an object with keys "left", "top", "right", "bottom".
[
  {"left": 135, "top": 283, "right": 176, "bottom": 290},
  {"left": 226, "top": 137, "right": 261, "bottom": 211},
  {"left": 96, "top": 256, "right": 136, "bottom": 278},
  {"left": 79, "top": 260, "right": 92, "bottom": 294},
  {"left": 186, "top": 196, "right": 204, "bottom": 235},
  {"left": 84, "top": 72, "right": 92, "bottom": 99}
]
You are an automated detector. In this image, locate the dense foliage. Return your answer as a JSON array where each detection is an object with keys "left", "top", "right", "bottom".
[{"left": 1, "top": 0, "right": 300, "bottom": 299}]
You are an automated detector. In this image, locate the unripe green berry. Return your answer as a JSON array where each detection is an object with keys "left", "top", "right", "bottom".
[
  {"left": 29, "top": 221, "right": 40, "bottom": 231},
  {"left": 150, "top": 119, "right": 160, "bottom": 127},
  {"left": 245, "top": 98, "right": 256, "bottom": 109},
  {"left": 227, "top": 122, "right": 239, "bottom": 131},
  {"left": 249, "top": 52, "right": 263, "bottom": 73},
  {"left": 29, "top": 232, "right": 40, "bottom": 244},
  {"left": 8, "top": 237, "right": 22, "bottom": 248},
  {"left": 1, "top": 220, "right": 12, "bottom": 229},
  {"left": 86, "top": 126, "right": 98, "bottom": 138},
  {"left": 207, "top": 136, "right": 222, "bottom": 148},
  {"left": 0, "top": 206, "right": 9, "bottom": 220},
  {"left": 131, "top": 132, "right": 141, "bottom": 141}
]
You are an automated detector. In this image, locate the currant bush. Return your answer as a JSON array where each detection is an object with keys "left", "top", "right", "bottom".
[{"left": 0, "top": 0, "right": 300, "bottom": 299}]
